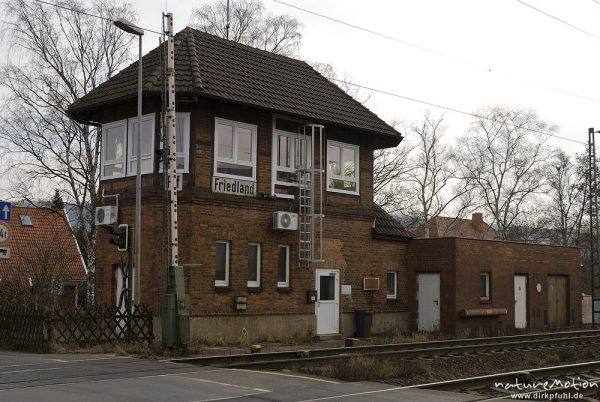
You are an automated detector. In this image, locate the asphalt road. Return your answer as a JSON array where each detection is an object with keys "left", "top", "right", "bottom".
[{"left": 0, "top": 350, "right": 483, "bottom": 401}]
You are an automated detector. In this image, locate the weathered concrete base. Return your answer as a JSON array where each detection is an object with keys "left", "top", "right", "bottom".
[
  {"left": 154, "top": 311, "right": 409, "bottom": 344},
  {"left": 155, "top": 314, "right": 316, "bottom": 344},
  {"left": 341, "top": 311, "right": 409, "bottom": 338}
]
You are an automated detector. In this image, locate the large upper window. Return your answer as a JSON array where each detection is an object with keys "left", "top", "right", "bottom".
[
  {"left": 175, "top": 113, "right": 190, "bottom": 172},
  {"left": 159, "top": 113, "right": 191, "bottom": 174},
  {"left": 128, "top": 114, "right": 155, "bottom": 175},
  {"left": 327, "top": 140, "right": 359, "bottom": 194},
  {"left": 214, "top": 118, "right": 257, "bottom": 180},
  {"left": 273, "top": 129, "right": 311, "bottom": 185},
  {"left": 102, "top": 119, "right": 127, "bottom": 178},
  {"left": 101, "top": 112, "right": 190, "bottom": 180}
]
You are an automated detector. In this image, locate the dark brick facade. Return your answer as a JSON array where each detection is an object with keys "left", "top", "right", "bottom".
[
  {"left": 95, "top": 99, "right": 410, "bottom": 341},
  {"left": 408, "top": 238, "right": 582, "bottom": 335}
]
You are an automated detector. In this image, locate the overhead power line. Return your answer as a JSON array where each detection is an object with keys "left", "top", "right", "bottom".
[
  {"left": 516, "top": 0, "right": 600, "bottom": 41},
  {"left": 331, "top": 78, "right": 585, "bottom": 145},
  {"left": 271, "top": 0, "right": 600, "bottom": 105},
  {"left": 31, "top": 0, "right": 162, "bottom": 35}
]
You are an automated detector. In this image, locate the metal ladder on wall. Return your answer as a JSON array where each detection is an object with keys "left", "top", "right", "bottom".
[
  {"left": 589, "top": 128, "right": 600, "bottom": 327},
  {"left": 297, "top": 124, "right": 325, "bottom": 268}
]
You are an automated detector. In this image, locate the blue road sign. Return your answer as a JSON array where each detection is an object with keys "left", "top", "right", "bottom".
[{"left": 0, "top": 202, "right": 12, "bottom": 222}]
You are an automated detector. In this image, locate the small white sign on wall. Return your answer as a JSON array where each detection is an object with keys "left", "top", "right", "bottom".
[
  {"left": 212, "top": 176, "right": 256, "bottom": 197},
  {"left": 341, "top": 285, "right": 352, "bottom": 295}
]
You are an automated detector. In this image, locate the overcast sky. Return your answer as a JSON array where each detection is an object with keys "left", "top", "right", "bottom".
[{"left": 30, "top": 1, "right": 600, "bottom": 154}]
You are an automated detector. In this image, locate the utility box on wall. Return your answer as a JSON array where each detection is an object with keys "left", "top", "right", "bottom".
[{"left": 306, "top": 290, "right": 317, "bottom": 303}]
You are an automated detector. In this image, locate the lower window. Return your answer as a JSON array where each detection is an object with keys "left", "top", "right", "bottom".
[
  {"left": 247, "top": 243, "right": 261, "bottom": 288},
  {"left": 215, "top": 241, "right": 230, "bottom": 287},
  {"left": 387, "top": 272, "right": 397, "bottom": 299},
  {"left": 480, "top": 272, "right": 490, "bottom": 301},
  {"left": 277, "top": 245, "right": 290, "bottom": 288}
]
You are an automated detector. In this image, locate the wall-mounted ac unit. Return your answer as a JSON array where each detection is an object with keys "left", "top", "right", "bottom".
[
  {"left": 273, "top": 211, "right": 298, "bottom": 231},
  {"left": 95, "top": 205, "right": 118, "bottom": 226}
]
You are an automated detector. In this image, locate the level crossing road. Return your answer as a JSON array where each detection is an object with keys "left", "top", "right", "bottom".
[{"left": 0, "top": 350, "right": 488, "bottom": 401}]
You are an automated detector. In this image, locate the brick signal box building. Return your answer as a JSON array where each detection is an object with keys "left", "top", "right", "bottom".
[{"left": 68, "top": 28, "right": 413, "bottom": 342}]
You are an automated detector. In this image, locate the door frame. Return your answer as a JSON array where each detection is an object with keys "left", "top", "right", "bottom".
[
  {"left": 514, "top": 274, "right": 528, "bottom": 329},
  {"left": 416, "top": 272, "right": 441, "bottom": 331},
  {"left": 315, "top": 269, "right": 340, "bottom": 335}
]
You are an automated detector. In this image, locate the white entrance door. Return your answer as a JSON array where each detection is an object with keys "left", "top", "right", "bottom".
[
  {"left": 316, "top": 269, "right": 339, "bottom": 335},
  {"left": 417, "top": 273, "right": 440, "bottom": 331},
  {"left": 514, "top": 275, "right": 527, "bottom": 329}
]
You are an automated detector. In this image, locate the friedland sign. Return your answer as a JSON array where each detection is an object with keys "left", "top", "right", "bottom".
[{"left": 212, "top": 176, "right": 256, "bottom": 197}]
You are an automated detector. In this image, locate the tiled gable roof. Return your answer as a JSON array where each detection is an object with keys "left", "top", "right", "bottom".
[
  {"left": 68, "top": 28, "right": 401, "bottom": 147},
  {"left": 373, "top": 205, "right": 413, "bottom": 239},
  {"left": 0, "top": 206, "right": 86, "bottom": 284}
]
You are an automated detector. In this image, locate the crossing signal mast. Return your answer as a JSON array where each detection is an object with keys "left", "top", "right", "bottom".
[
  {"left": 160, "top": 13, "right": 190, "bottom": 349},
  {"left": 589, "top": 128, "right": 600, "bottom": 327}
]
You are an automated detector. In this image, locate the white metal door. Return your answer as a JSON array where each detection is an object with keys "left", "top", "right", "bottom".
[
  {"left": 514, "top": 275, "right": 527, "bottom": 329},
  {"left": 316, "top": 269, "right": 339, "bottom": 334},
  {"left": 417, "top": 273, "right": 440, "bottom": 331}
]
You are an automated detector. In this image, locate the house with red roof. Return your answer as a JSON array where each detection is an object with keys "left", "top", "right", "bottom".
[{"left": 0, "top": 206, "right": 87, "bottom": 307}]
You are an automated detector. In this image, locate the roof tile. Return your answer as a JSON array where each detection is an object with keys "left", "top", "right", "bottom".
[{"left": 68, "top": 28, "right": 401, "bottom": 146}]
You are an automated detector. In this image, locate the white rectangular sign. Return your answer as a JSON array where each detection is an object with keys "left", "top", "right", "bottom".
[
  {"left": 212, "top": 177, "right": 256, "bottom": 197},
  {"left": 165, "top": 173, "right": 183, "bottom": 191},
  {"left": 0, "top": 247, "right": 10, "bottom": 259}
]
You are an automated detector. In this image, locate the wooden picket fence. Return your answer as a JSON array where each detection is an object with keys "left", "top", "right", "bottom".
[{"left": 0, "top": 304, "right": 154, "bottom": 351}]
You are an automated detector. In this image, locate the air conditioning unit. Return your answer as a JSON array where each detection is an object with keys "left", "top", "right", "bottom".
[
  {"left": 273, "top": 211, "right": 298, "bottom": 231},
  {"left": 95, "top": 205, "right": 118, "bottom": 226}
]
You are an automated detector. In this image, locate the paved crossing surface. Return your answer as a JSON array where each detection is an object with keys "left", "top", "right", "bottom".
[{"left": 0, "top": 350, "right": 491, "bottom": 401}]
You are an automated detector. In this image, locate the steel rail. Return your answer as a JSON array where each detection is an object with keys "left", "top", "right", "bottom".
[
  {"left": 416, "top": 360, "right": 600, "bottom": 398},
  {"left": 172, "top": 329, "right": 600, "bottom": 368}
]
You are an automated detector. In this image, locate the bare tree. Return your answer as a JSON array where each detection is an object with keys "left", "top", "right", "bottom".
[
  {"left": 310, "top": 62, "right": 371, "bottom": 105},
  {"left": 404, "top": 112, "right": 467, "bottom": 234},
  {"left": 457, "top": 106, "right": 553, "bottom": 240},
  {"left": 543, "top": 149, "right": 588, "bottom": 246},
  {"left": 0, "top": 0, "right": 136, "bottom": 304},
  {"left": 189, "top": 0, "right": 302, "bottom": 56}
]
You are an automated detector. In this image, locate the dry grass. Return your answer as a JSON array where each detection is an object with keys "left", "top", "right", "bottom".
[{"left": 301, "top": 356, "right": 430, "bottom": 382}]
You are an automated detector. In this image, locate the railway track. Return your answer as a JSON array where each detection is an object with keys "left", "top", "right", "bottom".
[
  {"left": 173, "top": 329, "right": 600, "bottom": 369},
  {"left": 416, "top": 360, "right": 600, "bottom": 400}
]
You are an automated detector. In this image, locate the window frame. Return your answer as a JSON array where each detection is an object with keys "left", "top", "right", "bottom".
[
  {"left": 213, "top": 117, "right": 257, "bottom": 181},
  {"left": 127, "top": 113, "right": 156, "bottom": 176},
  {"left": 271, "top": 129, "right": 312, "bottom": 188},
  {"left": 159, "top": 112, "right": 191, "bottom": 174},
  {"left": 247, "top": 242, "right": 261, "bottom": 288},
  {"left": 386, "top": 271, "right": 397, "bottom": 299},
  {"left": 480, "top": 272, "right": 491, "bottom": 301},
  {"left": 277, "top": 245, "right": 290, "bottom": 288},
  {"left": 215, "top": 240, "right": 230, "bottom": 287},
  {"left": 326, "top": 139, "right": 360, "bottom": 195},
  {"left": 101, "top": 119, "right": 127, "bottom": 180}
]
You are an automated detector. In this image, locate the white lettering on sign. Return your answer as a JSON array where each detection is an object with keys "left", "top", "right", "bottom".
[
  {"left": 0, "top": 224, "right": 9, "bottom": 243},
  {"left": 212, "top": 177, "right": 256, "bottom": 197}
]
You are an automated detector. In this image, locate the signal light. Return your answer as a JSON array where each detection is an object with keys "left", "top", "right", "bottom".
[{"left": 109, "top": 224, "right": 129, "bottom": 251}]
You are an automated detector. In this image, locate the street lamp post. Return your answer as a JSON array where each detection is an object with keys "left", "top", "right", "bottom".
[{"left": 114, "top": 18, "right": 144, "bottom": 305}]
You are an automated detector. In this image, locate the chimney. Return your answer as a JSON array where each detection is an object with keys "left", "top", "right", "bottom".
[{"left": 472, "top": 213, "right": 483, "bottom": 232}]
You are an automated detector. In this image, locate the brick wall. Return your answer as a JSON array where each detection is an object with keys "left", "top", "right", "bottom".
[
  {"left": 408, "top": 238, "right": 582, "bottom": 335},
  {"left": 95, "top": 98, "right": 410, "bottom": 340}
]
